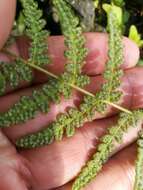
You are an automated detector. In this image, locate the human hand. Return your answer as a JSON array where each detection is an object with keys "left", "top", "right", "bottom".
[{"left": 0, "top": 1, "right": 142, "bottom": 190}]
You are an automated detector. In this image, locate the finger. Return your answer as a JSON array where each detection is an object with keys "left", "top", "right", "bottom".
[
  {"left": 0, "top": 129, "right": 31, "bottom": 190},
  {"left": 0, "top": 0, "right": 16, "bottom": 49},
  {"left": 35, "top": 33, "right": 140, "bottom": 78},
  {"left": 56, "top": 144, "right": 136, "bottom": 190},
  {"left": 19, "top": 119, "right": 140, "bottom": 190},
  {"left": 125, "top": 67, "right": 143, "bottom": 109},
  {"left": 0, "top": 33, "right": 139, "bottom": 91},
  {"left": 2, "top": 69, "right": 132, "bottom": 140}
]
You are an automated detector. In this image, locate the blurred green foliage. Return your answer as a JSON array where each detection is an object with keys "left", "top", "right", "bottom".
[
  {"left": 16, "top": 0, "right": 143, "bottom": 56},
  {"left": 16, "top": 0, "right": 143, "bottom": 34}
]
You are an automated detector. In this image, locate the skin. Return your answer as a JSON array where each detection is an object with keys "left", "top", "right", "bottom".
[{"left": 0, "top": 1, "right": 142, "bottom": 190}]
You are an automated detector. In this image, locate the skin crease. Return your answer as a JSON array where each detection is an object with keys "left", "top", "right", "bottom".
[{"left": 0, "top": 1, "right": 142, "bottom": 190}]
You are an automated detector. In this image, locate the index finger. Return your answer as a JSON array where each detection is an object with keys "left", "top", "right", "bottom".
[
  {"left": 0, "top": 0, "right": 16, "bottom": 49},
  {"left": 0, "top": 33, "right": 140, "bottom": 94}
]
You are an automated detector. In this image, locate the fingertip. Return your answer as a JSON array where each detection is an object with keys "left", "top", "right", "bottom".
[
  {"left": 83, "top": 33, "right": 108, "bottom": 75},
  {"left": 83, "top": 33, "right": 140, "bottom": 76},
  {"left": 0, "top": 0, "right": 16, "bottom": 49},
  {"left": 123, "top": 37, "right": 140, "bottom": 69}
]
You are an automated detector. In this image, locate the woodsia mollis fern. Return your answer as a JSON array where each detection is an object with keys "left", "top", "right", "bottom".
[{"left": 0, "top": 1, "right": 143, "bottom": 190}]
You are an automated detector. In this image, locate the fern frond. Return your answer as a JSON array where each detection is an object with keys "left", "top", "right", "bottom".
[
  {"left": 0, "top": 0, "right": 88, "bottom": 128},
  {"left": 16, "top": 4, "right": 124, "bottom": 148},
  {"left": 72, "top": 110, "right": 143, "bottom": 190},
  {"left": 53, "top": 0, "right": 89, "bottom": 98},
  {"left": 0, "top": 59, "right": 33, "bottom": 95},
  {"left": 134, "top": 129, "right": 143, "bottom": 190},
  {"left": 20, "top": 0, "right": 50, "bottom": 67}
]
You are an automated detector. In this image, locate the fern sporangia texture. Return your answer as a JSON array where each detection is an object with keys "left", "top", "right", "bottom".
[
  {"left": 0, "top": 59, "right": 33, "bottom": 95},
  {"left": 20, "top": 0, "right": 50, "bottom": 67},
  {"left": 53, "top": 0, "right": 89, "bottom": 98},
  {"left": 0, "top": 0, "right": 143, "bottom": 190},
  {"left": 16, "top": 3, "right": 124, "bottom": 149},
  {"left": 0, "top": 80, "right": 61, "bottom": 127}
]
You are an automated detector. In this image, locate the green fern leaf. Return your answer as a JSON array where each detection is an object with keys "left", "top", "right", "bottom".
[
  {"left": 0, "top": 79, "right": 60, "bottom": 127},
  {"left": 72, "top": 110, "right": 143, "bottom": 190},
  {"left": 53, "top": 0, "right": 89, "bottom": 98},
  {"left": 0, "top": 59, "right": 33, "bottom": 95},
  {"left": 20, "top": 0, "right": 50, "bottom": 66}
]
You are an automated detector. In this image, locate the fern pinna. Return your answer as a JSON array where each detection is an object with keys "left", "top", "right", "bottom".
[
  {"left": 20, "top": 0, "right": 50, "bottom": 67},
  {"left": 0, "top": 0, "right": 143, "bottom": 190},
  {"left": 53, "top": 0, "right": 89, "bottom": 97}
]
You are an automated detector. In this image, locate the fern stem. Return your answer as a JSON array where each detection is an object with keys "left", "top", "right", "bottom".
[
  {"left": 103, "top": 100, "right": 132, "bottom": 114},
  {"left": 26, "top": 62, "right": 58, "bottom": 79},
  {"left": 2, "top": 49, "right": 131, "bottom": 114}
]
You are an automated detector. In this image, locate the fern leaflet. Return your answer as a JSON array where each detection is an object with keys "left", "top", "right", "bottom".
[
  {"left": 0, "top": 80, "right": 60, "bottom": 127},
  {"left": 72, "top": 110, "right": 143, "bottom": 190},
  {"left": 53, "top": 0, "right": 89, "bottom": 97},
  {"left": 20, "top": 0, "right": 50, "bottom": 66},
  {"left": 0, "top": 59, "right": 33, "bottom": 95}
]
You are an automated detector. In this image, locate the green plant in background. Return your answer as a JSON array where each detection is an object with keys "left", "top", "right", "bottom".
[
  {"left": 0, "top": 0, "right": 143, "bottom": 190},
  {"left": 129, "top": 25, "right": 143, "bottom": 47}
]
